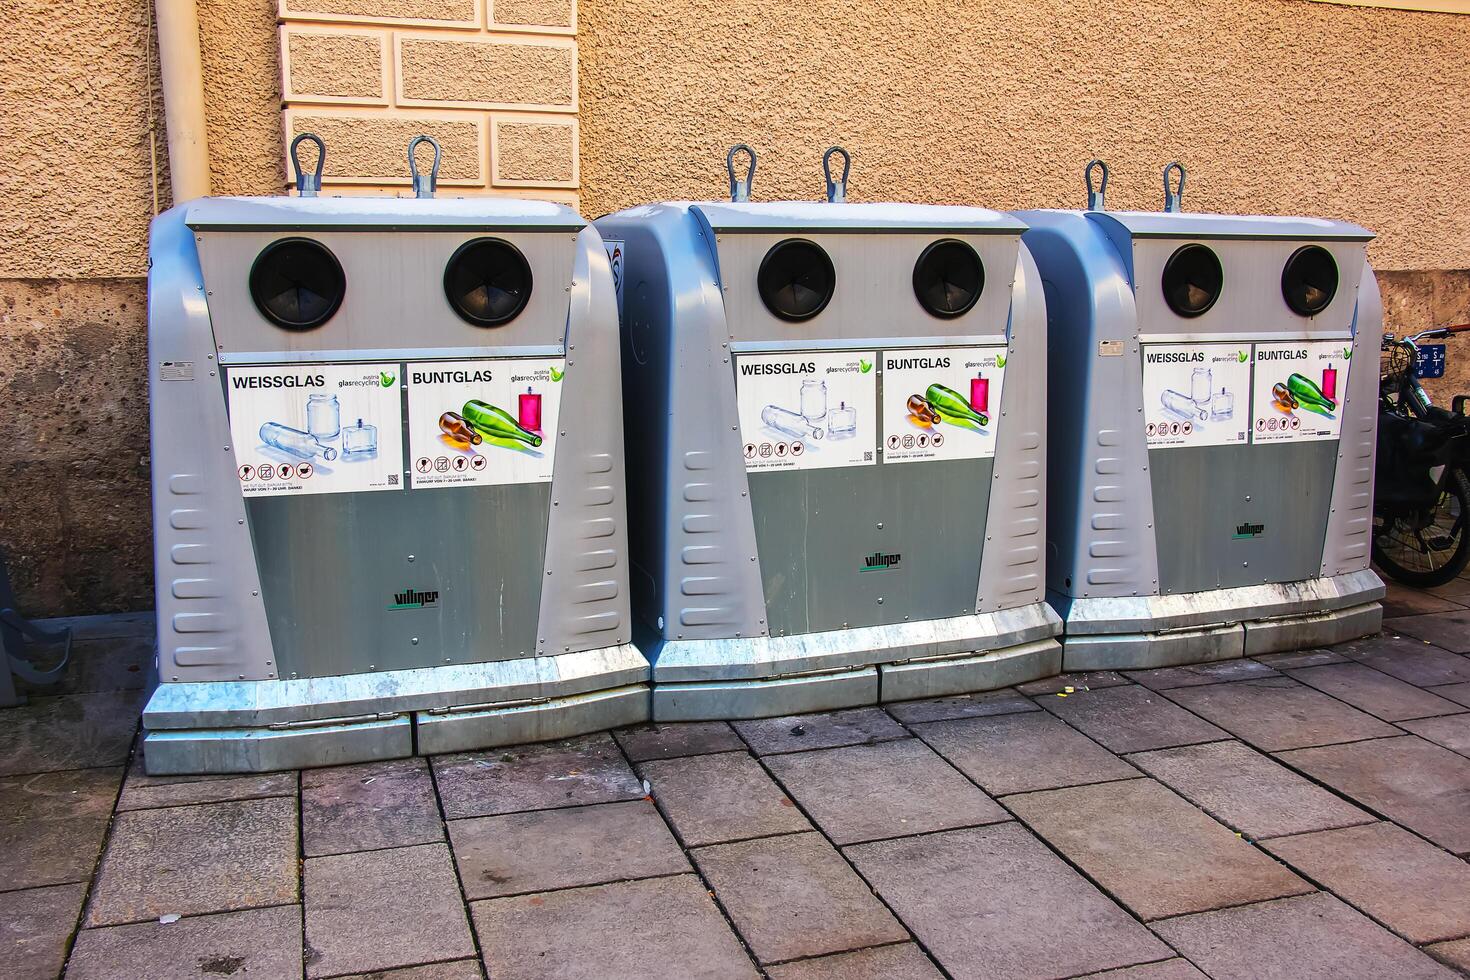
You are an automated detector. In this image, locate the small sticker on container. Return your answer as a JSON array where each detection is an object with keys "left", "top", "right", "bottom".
[
  {"left": 1098, "top": 340, "right": 1125, "bottom": 357},
  {"left": 159, "top": 361, "right": 195, "bottom": 381}
]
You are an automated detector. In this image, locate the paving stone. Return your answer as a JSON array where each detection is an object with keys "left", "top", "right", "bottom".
[
  {"left": 304, "top": 842, "right": 474, "bottom": 978},
  {"left": 0, "top": 883, "right": 85, "bottom": 980},
  {"left": 1428, "top": 682, "right": 1470, "bottom": 708},
  {"left": 1383, "top": 610, "right": 1470, "bottom": 654},
  {"left": 1252, "top": 648, "right": 1348, "bottom": 669},
  {"left": 1126, "top": 658, "right": 1281, "bottom": 690},
  {"left": 847, "top": 823, "right": 1171, "bottom": 979},
  {"left": 1380, "top": 583, "right": 1466, "bottom": 618},
  {"left": 0, "top": 689, "right": 142, "bottom": 776},
  {"left": 638, "top": 751, "right": 810, "bottom": 846},
  {"left": 449, "top": 799, "right": 688, "bottom": 899},
  {"left": 1278, "top": 735, "right": 1470, "bottom": 856},
  {"left": 1152, "top": 892, "right": 1457, "bottom": 980},
  {"left": 764, "top": 943, "right": 943, "bottom": 979},
  {"left": 334, "top": 964, "right": 484, "bottom": 980},
  {"left": 302, "top": 756, "right": 441, "bottom": 856},
  {"left": 1017, "top": 670, "right": 1131, "bottom": 696},
  {"left": 1336, "top": 633, "right": 1470, "bottom": 685},
  {"left": 471, "top": 874, "right": 760, "bottom": 980},
  {"left": 765, "top": 738, "right": 1008, "bottom": 844},
  {"left": 1006, "top": 778, "right": 1311, "bottom": 920},
  {"left": 87, "top": 796, "right": 299, "bottom": 927},
  {"left": 692, "top": 831, "right": 907, "bottom": 963},
  {"left": 432, "top": 733, "right": 643, "bottom": 819},
  {"left": 613, "top": 721, "right": 744, "bottom": 762},
  {"left": 1162, "top": 676, "right": 1399, "bottom": 751},
  {"left": 117, "top": 751, "right": 297, "bottom": 812},
  {"left": 18, "top": 635, "right": 153, "bottom": 698},
  {"left": 1426, "top": 938, "right": 1470, "bottom": 974},
  {"left": 66, "top": 904, "right": 304, "bottom": 980},
  {"left": 0, "top": 766, "right": 121, "bottom": 890},
  {"left": 1128, "top": 740, "right": 1371, "bottom": 839},
  {"left": 1261, "top": 821, "right": 1470, "bottom": 944},
  {"left": 1039, "top": 684, "right": 1228, "bottom": 754},
  {"left": 1398, "top": 712, "right": 1470, "bottom": 756},
  {"left": 1285, "top": 662, "right": 1467, "bottom": 721},
  {"left": 732, "top": 707, "right": 908, "bottom": 755},
  {"left": 884, "top": 688, "right": 1039, "bottom": 724},
  {"left": 1075, "top": 961, "right": 1208, "bottom": 979},
  {"left": 912, "top": 711, "right": 1138, "bottom": 796}
]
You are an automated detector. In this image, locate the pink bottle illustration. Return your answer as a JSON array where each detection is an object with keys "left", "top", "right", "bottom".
[
  {"left": 970, "top": 373, "right": 989, "bottom": 414},
  {"left": 518, "top": 386, "right": 542, "bottom": 433},
  {"left": 1321, "top": 363, "right": 1337, "bottom": 402}
]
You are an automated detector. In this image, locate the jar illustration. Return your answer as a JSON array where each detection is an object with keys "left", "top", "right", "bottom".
[
  {"left": 307, "top": 393, "right": 341, "bottom": 442},
  {"left": 800, "top": 379, "right": 828, "bottom": 424},
  {"left": 1189, "top": 366, "right": 1212, "bottom": 408}
]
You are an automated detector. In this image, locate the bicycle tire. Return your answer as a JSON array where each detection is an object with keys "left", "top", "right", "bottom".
[{"left": 1373, "top": 465, "right": 1470, "bottom": 587}]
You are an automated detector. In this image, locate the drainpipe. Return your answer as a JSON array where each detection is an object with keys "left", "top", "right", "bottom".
[{"left": 154, "top": 0, "right": 212, "bottom": 203}]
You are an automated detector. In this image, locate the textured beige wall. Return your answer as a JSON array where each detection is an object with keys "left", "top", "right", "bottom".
[{"left": 578, "top": 0, "right": 1470, "bottom": 271}]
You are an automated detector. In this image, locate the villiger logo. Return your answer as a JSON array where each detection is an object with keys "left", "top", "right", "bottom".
[
  {"left": 390, "top": 586, "right": 439, "bottom": 610},
  {"left": 861, "top": 552, "right": 902, "bottom": 572},
  {"left": 1233, "top": 522, "right": 1266, "bottom": 539}
]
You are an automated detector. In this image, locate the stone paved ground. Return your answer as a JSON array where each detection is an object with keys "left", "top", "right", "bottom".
[{"left": 4, "top": 579, "right": 1470, "bottom": 979}]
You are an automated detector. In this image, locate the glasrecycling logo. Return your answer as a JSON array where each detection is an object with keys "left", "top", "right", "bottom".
[
  {"left": 379, "top": 371, "right": 396, "bottom": 388},
  {"left": 1237, "top": 350, "right": 1249, "bottom": 363},
  {"left": 859, "top": 359, "right": 873, "bottom": 374},
  {"left": 995, "top": 354, "right": 1007, "bottom": 368},
  {"left": 549, "top": 365, "right": 565, "bottom": 382}
]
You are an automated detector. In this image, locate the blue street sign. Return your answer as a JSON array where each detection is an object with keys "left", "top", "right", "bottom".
[{"left": 1420, "top": 343, "right": 1447, "bottom": 379}]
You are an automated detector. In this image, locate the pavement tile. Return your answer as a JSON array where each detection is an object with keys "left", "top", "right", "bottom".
[
  {"left": 732, "top": 708, "right": 908, "bottom": 756},
  {"left": 0, "top": 766, "right": 121, "bottom": 891},
  {"left": 1384, "top": 610, "right": 1470, "bottom": 654},
  {"left": 1162, "top": 676, "right": 1399, "bottom": 751},
  {"left": 334, "top": 964, "right": 483, "bottom": 980},
  {"left": 692, "top": 831, "right": 907, "bottom": 963},
  {"left": 432, "top": 733, "right": 643, "bottom": 819},
  {"left": 117, "top": 751, "right": 297, "bottom": 812},
  {"left": 613, "top": 721, "right": 744, "bottom": 762},
  {"left": 1427, "top": 938, "right": 1470, "bottom": 974},
  {"left": 1128, "top": 740, "right": 1371, "bottom": 839},
  {"left": 449, "top": 799, "right": 688, "bottom": 899},
  {"left": 1006, "top": 778, "right": 1311, "bottom": 920},
  {"left": 1151, "top": 892, "right": 1458, "bottom": 980},
  {"left": 471, "top": 874, "right": 760, "bottom": 980},
  {"left": 1261, "top": 821, "right": 1470, "bottom": 944},
  {"left": 1278, "top": 735, "right": 1470, "bottom": 856},
  {"left": 1398, "top": 712, "right": 1470, "bottom": 756},
  {"left": 638, "top": 751, "right": 810, "bottom": 846},
  {"left": 765, "top": 738, "right": 1008, "bottom": 845},
  {"left": 18, "top": 635, "right": 153, "bottom": 698},
  {"left": 1075, "top": 961, "right": 1208, "bottom": 979},
  {"left": 0, "top": 689, "right": 142, "bottom": 776},
  {"left": 764, "top": 943, "right": 942, "bottom": 980},
  {"left": 1428, "top": 682, "right": 1470, "bottom": 708},
  {"left": 87, "top": 796, "right": 299, "bottom": 927},
  {"left": 0, "top": 883, "right": 85, "bottom": 980},
  {"left": 304, "top": 842, "right": 474, "bottom": 978},
  {"left": 847, "top": 823, "right": 1171, "bottom": 979},
  {"left": 1285, "top": 662, "right": 1466, "bottom": 721},
  {"left": 1336, "top": 633, "right": 1470, "bottom": 686},
  {"left": 1251, "top": 648, "right": 1348, "bottom": 669},
  {"left": 302, "top": 756, "right": 441, "bottom": 857},
  {"left": 884, "top": 688, "right": 1039, "bottom": 724},
  {"left": 66, "top": 904, "right": 304, "bottom": 980},
  {"left": 1039, "top": 684, "right": 1228, "bottom": 754},
  {"left": 912, "top": 712, "right": 1138, "bottom": 796},
  {"left": 1126, "top": 658, "right": 1281, "bottom": 690},
  {"left": 1380, "top": 584, "right": 1467, "bottom": 618},
  {"left": 1017, "top": 670, "right": 1130, "bottom": 696}
]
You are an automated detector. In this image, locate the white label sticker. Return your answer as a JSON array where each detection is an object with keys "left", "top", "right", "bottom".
[
  {"left": 881, "top": 346, "right": 1007, "bottom": 463},
  {"left": 159, "top": 360, "right": 195, "bottom": 381},
  {"left": 1141, "top": 342, "right": 1252, "bottom": 449},
  {"left": 227, "top": 363, "right": 404, "bottom": 497},
  {"left": 1251, "top": 340, "right": 1350, "bottom": 443},
  {"left": 734, "top": 350, "right": 877, "bottom": 471},
  {"left": 1098, "top": 340, "right": 1125, "bottom": 357},
  {"left": 404, "top": 358, "right": 563, "bottom": 488}
]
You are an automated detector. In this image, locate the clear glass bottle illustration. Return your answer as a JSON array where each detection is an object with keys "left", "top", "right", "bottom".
[
  {"left": 518, "top": 386, "right": 542, "bottom": 432},
  {"left": 439, "top": 411, "right": 483, "bottom": 446},
  {"left": 762, "top": 404, "right": 824, "bottom": 440},
  {"left": 306, "top": 393, "right": 341, "bottom": 442},
  {"left": 260, "top": 422, "right": 338, "bottom": 461},
  {"left": 463, "top": 399, "right": 543, "bottom": 447},
  {"left": 800, "top": 379, "right": 828, "bottom": 424},
  {"left": 341, "top": 418, "right": 378, "bottom": 459},
  {"left": 1161, "top": 388, "right": 1206, "bottom": 421},
  {"left": 970, "top": 373, "right": 989, "bottom": 414},
  {"left": 1321, "top": 363, "right": 1338, "bottom": 401},
  {"left": 1190, "top": 366, "right": 1212, "bottom": 408},
  {"left": 1209, "top": 387, "right": 1234, "bottom": 421},
  {"left": 827, "top": 401, "right": 857, "bottom": 438}
]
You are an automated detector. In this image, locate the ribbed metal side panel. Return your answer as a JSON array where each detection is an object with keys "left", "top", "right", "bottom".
[{"left": 1321, "top": 265, "right": 1382, "bottom": 577}]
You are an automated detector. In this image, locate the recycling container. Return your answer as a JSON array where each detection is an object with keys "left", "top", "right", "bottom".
[
  {"left": 1019, "top": 162, "right": 1384, "bottom": 671},
  {"left": 141, "top": 135, "right": 646, "bottom": 773},
  {"left": 595, "top": 147, "right": 1062, "bottom": 720}
]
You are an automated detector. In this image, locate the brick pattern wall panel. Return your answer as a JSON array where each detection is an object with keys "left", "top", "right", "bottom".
[
  {"left": 284, "top": 109, "right": 486, "bottom": 185},
  {"left": 491, "top": 0, "right": 575, "bottom": 33},
  {"left": 492, "top": 115, "right": 577, "bottom": 187},
  {"left": 283, "top": 27, "right": 390, "bottom": 104},
  {"left": 396, "top": 34, "right": 576, "bottom": 110},
  {"left": 279, "top": 0, "right": 480, "bottom": 28}
]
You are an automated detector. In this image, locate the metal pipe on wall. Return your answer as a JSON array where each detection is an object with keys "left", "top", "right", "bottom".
[{"left": 154, "top": 0, "right": 212, "bottom": 203}]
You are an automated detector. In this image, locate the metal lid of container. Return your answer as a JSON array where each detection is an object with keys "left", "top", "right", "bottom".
[{"left": 184, "top": 196, "right": 586, "bottom": 233}]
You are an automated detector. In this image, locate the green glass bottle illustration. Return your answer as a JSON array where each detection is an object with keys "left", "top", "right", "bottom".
[
  {"left": 925, "top": 383, "right": 989, "bottom": 426},
  {"left": 462, "top": 399, "right": 543, "bottom": 447},
  {"left": 1286, "top": 373, "right": 1336, "bottom": 413}
]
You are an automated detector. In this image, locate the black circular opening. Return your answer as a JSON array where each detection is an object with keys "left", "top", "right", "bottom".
[
  {"left": 1281, "top": 245, "right": 1339, "bottom": 317},
  {"left": 1161, "top": 243, "right": 1224, "bottom": 318},
  {"left": 248, "top": 238, "right": 345, "bottom": 330},
  {"left": 757, "top": 239, "right": 835, "bottom": 322},
  {"left": 444, "top": 238, "right": 533, "bottom": 327},
  {"left": 913, "top": 239, "right": 985, "bottom": 319}
]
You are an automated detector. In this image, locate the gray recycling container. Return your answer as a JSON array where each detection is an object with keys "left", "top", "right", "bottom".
[
  {"left": 142, "top": 153, "right": 645, "bottom": 774},
  {"left": 594, "top": 149, "right": 1062, "bottom": 721},
  {"left": 1018, "top": 163, "right": 1384, "bottom": 671}
]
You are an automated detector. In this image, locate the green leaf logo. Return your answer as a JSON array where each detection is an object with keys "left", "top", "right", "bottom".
[
  {"left": 1343, "top": 346, "right": 1352, "bottom": 360},
  {"left": 859, "top": 359, "right": 873, "bottom": 374},
  {"left": 549, "top": 365, "right": 565, "bottom": 382},
  {"left": 996, "top": 354, "right": 1007, "bottom": 368},
  {"left": 379, "top": 371, "right": 396, "bottom": 388},
  {"left": 1238, "top": 350, "right": 1249, "bottom": 363}
]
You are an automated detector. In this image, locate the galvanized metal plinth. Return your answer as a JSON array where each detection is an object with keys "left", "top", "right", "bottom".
[{"left": 1054, "top": 569, "right": 1384, "bottom": 671}]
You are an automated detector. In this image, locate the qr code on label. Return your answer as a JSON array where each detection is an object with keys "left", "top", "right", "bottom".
[{"left": 388, "top": 474, "right": 400, "bottom": 486}]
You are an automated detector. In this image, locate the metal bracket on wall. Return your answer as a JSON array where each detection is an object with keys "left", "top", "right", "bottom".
[
  {"left": 291, "top": 133, "right": 326, "bottom": 199},
  {"left": 1163, "top": 161, "right": 1186, "bottom": 213},
  {"left": 1085, "top": 158, "right": 1109, "bottom": 211},
  {"left": 824, "top": 146, "right": 851, "bottom": 203},
  {"left": 408, "top": 135, "right": 441, "bottom": 199},
  {"left": 727, "top": 144, "right": 757, "bottom": 202}
]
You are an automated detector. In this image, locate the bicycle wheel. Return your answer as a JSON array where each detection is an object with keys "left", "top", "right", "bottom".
[{"left": 1373, "top": 465, "right": 1470, "bottom": 587}]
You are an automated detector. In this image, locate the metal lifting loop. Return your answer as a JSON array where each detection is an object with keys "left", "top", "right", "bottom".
[
  {"left": 408, "top": 135, "right": 442, "bottom": 199},
  {"left": 823, "top": 146, "right": 851, "bottom": 204},
  {"left": 1084, "top": 158, "right": 1109, "bottom": 211},
  {"left": 291, "top": 133, "right": 326, "bottom": 198},
  {"left": 1163, "top": 161, "right": 1186, "bottom": 213},
  {"left": 727, "top": 144, "right": 757, "bottom": 203}
]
